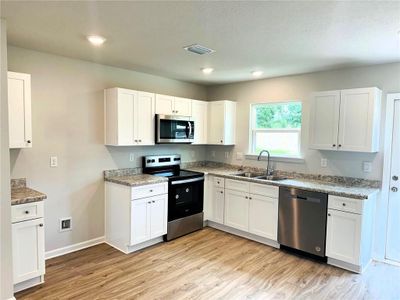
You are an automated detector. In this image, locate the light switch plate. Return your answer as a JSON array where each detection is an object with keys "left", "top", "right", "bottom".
[
  {"left": 50, "top": 156, "right": 58, "bottom": 167},
  {"left": 363, "top": 161, "right": 372, "bottom": 173},
  {"left": 320, "top": 158, "right": 327, "bottom": 168},
  {"left": 129, "top": 153, "right": 135, "bottom": 162}
]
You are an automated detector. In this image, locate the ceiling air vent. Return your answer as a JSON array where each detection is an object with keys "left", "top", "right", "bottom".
[{"left": 183, "top": 44, "right": 215, "bottom": 55}]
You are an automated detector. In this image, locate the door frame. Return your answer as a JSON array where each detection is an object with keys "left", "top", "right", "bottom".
[{"left": 382, "top": 93, "right": 400, "bottom": 264}]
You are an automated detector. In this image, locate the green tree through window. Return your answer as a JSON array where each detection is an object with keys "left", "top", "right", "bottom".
[{"left": 255, "top": 102, "right": 302, "bottom": 129}]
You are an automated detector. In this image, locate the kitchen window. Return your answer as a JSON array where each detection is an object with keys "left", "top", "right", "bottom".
[{"left": 250, "top": 102, "right": 302, "bottom": 157}]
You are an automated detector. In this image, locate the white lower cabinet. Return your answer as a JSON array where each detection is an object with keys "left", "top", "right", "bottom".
[
  {"left": 325, "top": 195, "right": 375, "bottom": 273},
  {"left": 326, "top": 209, "right": 361, "bottom": 265},
  {"left": 106, "top": 182, "right": 168, "bottom": 253},
  {"left": 12, "top": 201, "right": 45, "bottom": 292},
  {"left": 224, "top": 189, "right": 249, "bottom": 231},
  {"left": 212, "top": 187, "right": 225, "bottom": 224},
  {"left": 249, "top": 194, "right": 278, "bottom": 240}
]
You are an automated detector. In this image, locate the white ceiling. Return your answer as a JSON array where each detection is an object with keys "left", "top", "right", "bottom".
[{"left": 1, "top": 1, "right": 400, "bottom": 85}]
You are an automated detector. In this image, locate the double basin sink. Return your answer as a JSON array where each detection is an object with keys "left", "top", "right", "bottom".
[{"left": 233, "top": 172, "right": 287, "bottom": 181}]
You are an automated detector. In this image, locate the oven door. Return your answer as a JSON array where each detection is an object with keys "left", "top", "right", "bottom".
[
  {"left": 156, "top": 114, "right": 194, "bottom": 144},
  {"left": 168, "top": 177, "right": 204, "bottom": 221}
]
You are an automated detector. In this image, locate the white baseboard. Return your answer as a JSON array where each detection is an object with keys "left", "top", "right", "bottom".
[{"left": 45, "top": 236, "right": 105, "bottom": 260}]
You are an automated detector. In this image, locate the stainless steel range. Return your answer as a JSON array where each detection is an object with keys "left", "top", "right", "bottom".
[{"left": 143, "top": 154, "right": 204, "bottom": 241}]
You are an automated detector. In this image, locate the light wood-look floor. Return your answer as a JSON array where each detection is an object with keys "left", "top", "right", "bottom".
[{"left": 17, "top": 227, "right": 400, "bottom": 300}]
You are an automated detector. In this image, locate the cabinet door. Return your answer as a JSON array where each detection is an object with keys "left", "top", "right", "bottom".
[
  {"left": 249, "top": 194, "right": 278, "bottom": 241},
  {"left": 326, "top": 209, "right": 361, "bottom": 265},
  {"left": 8, "top": 72, "right": 32, "bottom": 149},
  {"left": 155, "top": 94, "right": 174, "bottom": 115},
  {"left": 212, "top": 187, "right": 225, "bottom": 224},
  {"left": 224, "top": 189, "right": 249, "bottom": 231},
  {"left": 149, "top": 194, "right": 167, "bottom": 238},
  {"left": 338, "top": 88, "right": 379, "bottom": 152},
  {"left": 12, "top": 218, "right": 45, "bottom": 284},
  {"left": 191, "top": 100, "right": 208, "bottom": 144},
  {"left": 117, "top": 89, "right": 136, "bottom": 145},
  {"left": 136, "top": 92, "right": 155, "bottom": 145},
  {"left": 174, "top": 97, "right": 192, "bottom": 116},
  {"left": 130, "top": 198, "right": 150, "bottom": 245},
  {"left": 309, "top": 91, "right": 340, "bottom": 150},
  {"left": 208, "top": 101, "right": 225, "bottom": 144}
]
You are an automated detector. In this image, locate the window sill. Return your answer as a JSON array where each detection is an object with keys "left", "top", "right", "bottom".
[{"left": 245, "top": 153, "right": 305, "bottom": 164}]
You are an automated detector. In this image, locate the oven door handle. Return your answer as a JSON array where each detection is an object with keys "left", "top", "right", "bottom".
[{"left": 171, "top": 176, "right": 204, "bottom": 185}]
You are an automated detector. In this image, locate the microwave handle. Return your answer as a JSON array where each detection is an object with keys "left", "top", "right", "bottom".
[{"left": 187, "top": 121, "right": 192, "bottom": 138}]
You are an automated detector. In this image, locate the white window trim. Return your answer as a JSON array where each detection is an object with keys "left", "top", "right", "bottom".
[{"left": 248, "top": 102, "right": 303, "bottom": 161}]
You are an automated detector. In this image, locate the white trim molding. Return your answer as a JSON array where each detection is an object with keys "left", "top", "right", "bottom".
[
  {"left": 45, "top": 236, "right": 105, "bottom": 260},
  {"left": 245, "top": 153, "right": 305, "bottom": 164}
]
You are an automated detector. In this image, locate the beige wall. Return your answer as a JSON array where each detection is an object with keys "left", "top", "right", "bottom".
[
  {"left": 207, "top": 62, "right": 400, "bottom": 180},
  {"left": 8, "top": 46, "right": 208, "bottom": 252},
  {"left": 1, "top": 19, "right": 13, "bottom": 300}
]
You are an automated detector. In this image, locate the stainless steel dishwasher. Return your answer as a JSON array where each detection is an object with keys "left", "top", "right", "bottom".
[{"left": 278, "top": 187, "right": 328, "bottom": 257}]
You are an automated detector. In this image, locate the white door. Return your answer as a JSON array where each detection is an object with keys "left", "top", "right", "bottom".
[
  {"left": 212, "top": 187, "right": 225, "bottom": 224},
  {"left": 8, "top": 72, "right": 32, "bottom": 148},
  {"left": 174, "top": 97, "right": 192, "bottom": 116},
  {"left": 130, "top": 198, "right": 150, "bottom": 245},
  {"left": 338, "top": 88, "right": 376, "bottom": 152},
  {"left": 248, "top": 194, "right": 278, "bottom": 241},
  {"left": 191, "top": 100, "right": 208, "bottom": 144},
  {"left": 326, "top": 209, "right": 361, "bottom": 265},
  {"left": 12, "top": 218, "right": 45, "bottom": 284},
  {"left": 309, "top": 91, "right": 340, "bottom": 150},
  {"left": 155, "top": 94, "right": 174, "bottom": 115},
  {"left": 386, "top": 98, "right": 400, "bottom": 263},
  {"left": 224, "top": 189, "right": 249, "bottom": 231},
  {"left": 117, "top": 89, "right": 135, "bottom": 145},
  {"left": 208, "top": 101, "right": 224, "bottom": 144},
  {"left": 149, "top": 194, "right": 167, "bottom": 238},
  {"left": 136, "top": 92, "right": 155, "bottom": 145}
]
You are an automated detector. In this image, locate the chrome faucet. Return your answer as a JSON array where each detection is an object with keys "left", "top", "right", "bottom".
[{"left": 257, "top": 150, "right": 273, "bottom": 177}]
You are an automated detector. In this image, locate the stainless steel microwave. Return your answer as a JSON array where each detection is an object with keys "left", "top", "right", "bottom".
[{"left": 156, "top": 114, "right": 194, "bottom": 144}]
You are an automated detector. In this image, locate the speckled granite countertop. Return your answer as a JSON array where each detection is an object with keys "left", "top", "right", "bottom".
[
  {"left": 184, "top": 166, "right": 379, "bottom": 200},
  {"left": 11, "top": 178, "right": 47, "bottom": 206},
  {"left": 105, "top": 174, "right": 168, "bottom": 187}
]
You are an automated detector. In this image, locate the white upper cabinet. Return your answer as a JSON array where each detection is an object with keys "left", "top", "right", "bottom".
[
  {"left": 104, "top": 88, "right": 155, "bottom": 146},
  {"left": 155, "top": 94, "right": 192, "bottom": 116},
  {"left": 208, "top": 100, "right": 236, "bottom": 145},
  {"left": 309, "top": 87, "right": 381, "bottom": 152},
  {"left": 191, "top": 100, "right": 208, "bottom": 144},
  {"left": 8, "top": 71, "right": 32, "bottom": 149}
]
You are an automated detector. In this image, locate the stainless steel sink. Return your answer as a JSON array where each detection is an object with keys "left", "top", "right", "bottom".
[{"left": 234, "top": 172, "right": 287, "bottom": 181}]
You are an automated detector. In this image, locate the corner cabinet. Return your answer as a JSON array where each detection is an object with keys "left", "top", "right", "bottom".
[
  {"left": 155, "top": 94, "right": 192, "bottom": 116},
  {"left": 104, "top": 88, "right": 155, "bottom": 146},
  {"left": 8, "top": 71, "right": 32, "bottom": 148},
  {"left": 309, "top": 87, "right": 381, "bottom": 152},
  {"left": 105, "top": 181, "right": 168, "bottom": 254},
  {"left": 208, "top": 100, "right": 236, "bottom": 145},
  {"left": 12, "top": 201, "right": 45, "bottom": 292},
  {"left": 191, "top": 100, "right": 208, "bottom": 144}
]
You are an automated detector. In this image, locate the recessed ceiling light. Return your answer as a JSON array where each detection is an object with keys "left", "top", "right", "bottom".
[
  {"left": 202, "top": 67, "right": 214, "bottom": 75},
  {"left": 252, "top": 70, "right": 263, "bottom": 77},
  {"left": 87, "top": 35, "right": 106, "bottom": 46}
]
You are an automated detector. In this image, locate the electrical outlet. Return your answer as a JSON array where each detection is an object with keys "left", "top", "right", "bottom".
[
  {"left": 129, "top": 153, "right": 135, "bottom": 162},
  {"left": 211, "top": 151, "right": 216, "bottom": 158},
  {"left": 59, "top": 217, "right": 72, "bottom": 232},
  {"left": 50, "top": 156, "right": 58, "bottom": 167},
  {"left": 190, "top": 151, "right": 195, "bottom": 158},
  {"left": 225, "top": 152, "right": 229, "bottom": 159},
  {"left": 320, "top": 158, "right": 327, "bottom": 168},
  {"left": 236, "top": 152, "right": 244, "bottom": 161},
  {"left": 363, "top": 161, "right": 372, "bottom": 173}
]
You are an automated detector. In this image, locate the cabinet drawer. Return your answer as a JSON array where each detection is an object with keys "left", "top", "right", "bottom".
[
  {"left": 131, "top": 182, "right": 168, "bottom": 200},
  {"left": 12, "top": 201, "right": 44, "bottom": 223},
  {"left": 249, "top": 183, "right": 279, "bottom": 198},
  {"left": 328, "top": 195, "right": 364, "bottom": 214},
  {"left": 225, "top": 179, "right": 249, "bottom": 193},
  {"left": 213, "top": 177, "right": 225, "bottom": 188}
]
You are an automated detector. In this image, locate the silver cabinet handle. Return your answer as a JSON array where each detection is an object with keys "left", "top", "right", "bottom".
[
  {"left": 220, "top": 191, "right": 223, "bottom": 194},
  {"left": 149, "top": 189, "right": 153, "bottom": 192},
  {"left": 39, "top": 223, "right": 43, "bottom": 227},
  {"left": 148, "top": 201, "right": 151, "bottom": 204},
  {"left": 25, "top": 210, "right": 29, "bottom": 214},
  {"left": 332, "top": 144, "right": 336, "bottom": 147},
  {"left": 392, "top": 187, "right": 398, "bottom": 192},
  {"left": 245, "top": 196, "right": 248, "bottom": 199},
  {"left": 328, "top": 213, "right": 331, "bottom": 217},
  {"left": 342, "top": 203, "right": 346, "bottom": 207}
]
